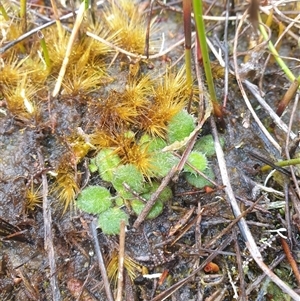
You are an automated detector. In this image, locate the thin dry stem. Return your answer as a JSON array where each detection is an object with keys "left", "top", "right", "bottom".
[
  {"left": 245, "top": 80, "right": 297, "bottom": 141},
  {"left": 50, "top": 0, "right": 63, "bottom": 40},
  {"left": 280, "top": 237, "right": 300, "bottom": 287},
  {"left": 90, "top": 219, "right": 115, "bottom": 301},
  {"left": 52, "top": 2, "right": 86, "bottom": 97},
  {"left": 233, "top": 229, "right": 247, "bottom": 301},
  {"left": 38, "top": 150, "right": 61, "bottom": 301},
  {"left": 233, "top": 11, "right": 281, "bottom": 153},
  {"left": 86, "top": 31, "right": 193, "bottom": 60},
  {"left": 150, "top": 235, "right": 233, "bottom": 301},
  {"left": 116, "top": 220, "right": 126, "bottom": 301},
  {"left": 284, "top": 94, "right": 300, "bottom": 198}
]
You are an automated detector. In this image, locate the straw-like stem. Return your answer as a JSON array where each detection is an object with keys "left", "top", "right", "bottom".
[
  {"left": 0, "top": 1, "right": 9, "bottom": 21},
  {"left": 192, "top": 0, "right": 223, "bottom": 120},
  {"left": 258, "top": 14, "right": 297, "bottom": 83}
]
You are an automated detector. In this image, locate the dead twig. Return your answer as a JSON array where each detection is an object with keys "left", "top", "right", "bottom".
[
  {"left": 90, "top": 219, "right": 115, "bottom": 301},
  {"left": 204, "top": 195, "right": 262, "bottom": 249},
  {"left": 38, "top": 150, "right": 61, "bottom": 301},
  {"left": 86, "top": 31, "right": 194, "bottom": 60},
  {"left": 52, "top": 2, "right": 86, "bottom": 97},
  {"left": 150, "top": 235, "right": 233, "bottom": 301},
  {"left": 284, "top": 94, "right": 300, "bottom": 199},
  {"left": 246, "top": 253, "right": 286, "bottom": 295},
  {"left": 233, "top": 229, "right": 246, "bottom": 301},
  {"left": 116, "top": 220, "right": 126, "bottom": 301},
  {"left": 233, "top": 11, "right": 281, "bottom": 153},
  {"left": 244, "top": 80, "right": 297, "bottom": 141},
  {"left": 280, "top": 237, "right": 300, "bottom": 287}
]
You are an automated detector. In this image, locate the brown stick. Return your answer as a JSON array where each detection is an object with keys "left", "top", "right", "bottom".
[
  {"left": 233, "top": 229, "right": 247, "bottom": 301},
  {"left": 280, "top": 237, "right": 300, "bottom": 287}
]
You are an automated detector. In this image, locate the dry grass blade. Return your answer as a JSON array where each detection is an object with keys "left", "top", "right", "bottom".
[
  {"left": 38, "top": 151, "right": 61, "bottom": 301},
  {"left": 86, "top": 31, "right": 189, "bottom": 60},
  {"left": 52, "top": 2, "right": 86, "bottom": 97},
  {"left": 244, "top": 80, "right": 297, "bottom": 141},
  {"left": 90, "top": 219, "right": 114, "bottom": 301},
  {"left": 116, "top": 220, "right": 126, "bottom": 301},
  {"left": 233, "top": 13, "right": 281, "bottom": 153}
]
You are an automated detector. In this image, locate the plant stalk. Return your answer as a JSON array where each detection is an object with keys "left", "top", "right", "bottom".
[
  {"left": 38, "top": 31, "right": 51, "bottom": 71},
  {"left": 192, "top": 0, "right": 223, "bottom": 120},
  {"left": 0, "top": 1, "right": 9, "bottom": 21}
]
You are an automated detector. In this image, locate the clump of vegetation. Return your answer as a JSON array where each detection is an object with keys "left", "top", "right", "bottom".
[{"left": 76, "top": 109, "right": 220, "bottom": 234}]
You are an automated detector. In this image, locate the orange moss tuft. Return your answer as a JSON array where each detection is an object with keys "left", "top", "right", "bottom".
[{"left": 51, "top": 160, "right": 80, "bottom": 214}]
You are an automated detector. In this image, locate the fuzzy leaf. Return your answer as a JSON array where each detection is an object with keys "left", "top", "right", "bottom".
[
  {"left": 142, "top": 182, "right": 173, "bottom": 203},
  {"left": 95, "top": 148, "right": 121, "bottom": 182},
  {"left": 131, "top": 199, "right": 163, "bottom": 219},
  {"left": 89, "top": 158, "right": 98, "bottom": 173},
  {"left": 98, "top": 208, "right": 129, "bottom": 235},
  {"left": 184, "top": 151, "right": 208, "bottom": 175},
  {"left": 146, "top": 137, "right": 167, "bottom": 152},
  {"left": 167, "top": 110, "right": 195, "bottom": 144},
  {"left": 194, "top": 135, "right": 225, "bottom": 157},
  {"left": 112, "top": 164, "right": 144, "bottom": 198},
  {"left": 77, "top": 186, "right": 112, "bottom": 214},
  {"left": 185, "top": 166, "right": 215, "bottom": 188}
]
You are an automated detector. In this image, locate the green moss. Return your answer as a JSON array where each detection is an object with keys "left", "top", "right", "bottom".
[
  {"left": 130, "top": 182, "right": 172, "bottom": 219},
  {"left": 167, "top": 110, "right": 195, "bottom": 144},
  {"left": 95, "top": 148, "right": 121, "bottom": 182},
  {"left": 131, "top": 199, "right": 164, "bottom": 219},
  {"left": 193, "top": 134, "right": 225, "bottom": 157},
  {"left": 185, "top": 166, "right": 215, "bottom": 188},
  {"left": 88, "top": 158, "right": 98, "bottom": 173},
  {"left": 112, "top": 164, "right": 144, "bottom": 198},
  {"left": 98, "top": 207, "right": 129, "bottom": 235},
  {"left": 151, "top": 151, "right": 180, "bottom": 178},
  {"left": 142, "top": 181, "right": 173, "bottom": 203},
  {"left": 184, "top": 151, "right": 208, "bottom": 175},
  {"left": 146, "top": 137, "right": 167, "bottom": 152},
  {"left": 77, "top": 186, "right": 112, "bottom": 214}
]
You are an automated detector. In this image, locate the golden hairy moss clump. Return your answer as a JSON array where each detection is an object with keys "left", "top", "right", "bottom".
[
  {"left": 50, "top": 159, "right": 80, "bottom": 214},
  {"left": 102, "top": 0, "right": 158, "bottom": 54}
]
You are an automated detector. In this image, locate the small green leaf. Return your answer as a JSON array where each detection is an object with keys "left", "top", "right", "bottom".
[
  {"left": 131, "top": 199, "right": 163, "bottom": 219},
  {"left": 95, "top": 148, "right": 121, "bottom": 182},
  {"left": 89, "top": 158, "right": 98, "bottom": 173},
  {"left": 147, "top": 137, "right": 167, "bottom": 152},
  {"left": 151, "top": 152, "right": 179, "bottom": 178},
  {"left": 98, "top": 208, "right": 129, "bottom": 235},
  {"left": 142, "top": 182, "right": 173, "bottom": 203},
  {"left": 115, "top": 196, "right": 124, "bottom": 206},
  {"left": 167, "top": 110, "right": 195, "bottom": 144},
  {"left": 194, "top": 135, "right": 224, "bottom": 157},
  {"left": 184, "top": 151, "right": 208, "bottom": 175},
  {"left": 77, "top": 186, "right": 112, "bottom": 214},
  {"left": 112, "top": 164, "right": 144, "bottom": 198},
  {"left": 185, "top": 166, "right": 215, "bottom": 188}
]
